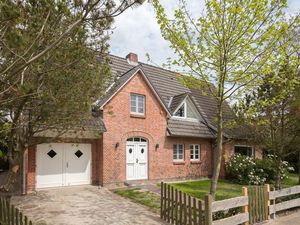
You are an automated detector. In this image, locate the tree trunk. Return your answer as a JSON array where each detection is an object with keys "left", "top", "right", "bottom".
[
  {"left": 210, "top": 104, "right": 223, "bottom": 199},
  {"left": 1, "top": 124, "right": 26, "bottom": 193},
  {"left": 275, "top": 158, "right": 282, "bottom": 190}
]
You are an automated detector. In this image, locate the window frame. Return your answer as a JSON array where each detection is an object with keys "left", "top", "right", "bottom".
[
  {"left": 130, "top": 93, "right": 145, "bottom": 115},
  {"left": 190, "top": 144, "right": 200, "bottom": 161},
  {"left": 174, "top": 102, "right": 187, "bottom": 118},
  {"left": 234, "top": 145, "right": 254, "bottom": 158},
  {"left": 173, "top": 144, "right": 184, "bottom": 162}
]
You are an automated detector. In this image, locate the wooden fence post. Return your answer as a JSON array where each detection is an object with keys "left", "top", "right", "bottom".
[
  {"left": 160, "top": 182, "right": 163, "bottom": 219},
  {"left": 271, "top": 187, "right": 276, "bottom": 220},
  {"left": 264, "top": 184, "right": 270, "bottom": 220},
  {"left": 204, "top": 195, "right": 212, "bottom": 225},
  {"left": 242, "top": 187, "right": 249, "bottom": 225}
]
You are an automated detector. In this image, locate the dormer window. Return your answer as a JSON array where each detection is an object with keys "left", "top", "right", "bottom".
[{"left": 174, "top": 102, "right": 186, "bottom": 117}]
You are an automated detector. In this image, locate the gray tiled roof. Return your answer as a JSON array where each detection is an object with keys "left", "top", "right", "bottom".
[
  {"left": 97, "top": 54, "right": 245, "bottom": 139},
  {"left": 81, "top": 117, "right": 106, "bottom": 132},
  {"left": 167, "top": 119, "right": 215, "bottom": 138},
  {"left": 98, "top": 65, "right": 142, "bottom": 108}
]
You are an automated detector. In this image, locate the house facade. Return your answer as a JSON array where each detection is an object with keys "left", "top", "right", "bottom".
[{"left": 25, "top": 53, "right": 260, "bottom": 192}]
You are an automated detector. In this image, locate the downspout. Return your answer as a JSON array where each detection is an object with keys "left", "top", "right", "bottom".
[{"left": 22, "top": 146, "right": 28, "bottom": 195}]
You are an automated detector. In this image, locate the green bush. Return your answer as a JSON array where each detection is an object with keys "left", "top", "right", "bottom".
[
  {"left": 225, "top": 154, "right": 293, "bottom": 185},
  {"left": 0, "top": 149, "right": 8, "bottom": 171}
]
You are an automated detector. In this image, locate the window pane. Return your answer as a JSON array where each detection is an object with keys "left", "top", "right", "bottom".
[
  {"left": 173, "top": 145, "right": 178, "bottom": 160},
  {"left": 138, "top": 107, "right": 144, "bottom": 113},
  {"left": 130, "top": 95, "right": 136, "bottom": 101},
  {"left": 234, "top": 146, "right": 253, "bottom": 157},
  {"left": 131, "top": 106, "right": 136, "bottom": 112},
  {"left": 130, "top": 94, "right": 136, "bottom": 113},
  {"left": 179, "top": 154, "right": 183, "bottom": 159},
  {"left": 175, "top": 104, "right": 185, "bottom": 117}
]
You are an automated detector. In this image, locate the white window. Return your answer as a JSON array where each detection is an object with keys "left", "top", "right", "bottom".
[
  {"left": 173, "top": 144, "right": 184, "bottom": 161},
  {"left": 130, "top": 94, "right": 145, "bottom": 115},
  {"left": 234, "top": 145, "right": 254, "bottom": 157},
  {"left": 190, "top": 144, "right": 200, "bottom": 161},
  {"left": 174, "top": 102, "right": 186, "bottom": 117}
]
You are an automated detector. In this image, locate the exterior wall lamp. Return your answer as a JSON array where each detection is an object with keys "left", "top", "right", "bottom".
[
  {"left": 115, "top": 142, "right": 119, "bottom": 149},
  {"left": 155, "top": 144, "right": 159, "bottom": 150}
]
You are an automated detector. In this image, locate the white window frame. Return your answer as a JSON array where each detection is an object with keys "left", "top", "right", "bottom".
[
  {"left": 173, "top": 102, "right": 187, "bottom": 119},
  {"left": 173, "top": 144, "right": 184, "bottom": 162},
  {"left": 234, "top": 145, "right": 254, "bottom": 158},
  {"left": 190, "top": 144, "right": 200, "bottom": 161},
  {"left": 130, "top": 93, "right": 145, "bottom": 115}
]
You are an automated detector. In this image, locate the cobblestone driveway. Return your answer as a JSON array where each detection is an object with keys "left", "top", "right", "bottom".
[{"left": 11, "top": 186, "right": 167, "bottom": 225}]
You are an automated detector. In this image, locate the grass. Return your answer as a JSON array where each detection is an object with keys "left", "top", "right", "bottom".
[
  {"left": 115, "top": 174, "right": 299, "bottom": 213},
  {"left": 282, "top": 173, "right": 298, "bottom": 188},
  {"left": 170, "top": 179, "right": 244, "bottom": 201},
  {"left": 114, "top": 188, "right": 161, "bottom": 213}
]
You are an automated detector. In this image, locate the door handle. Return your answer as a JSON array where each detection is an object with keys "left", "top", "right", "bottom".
[
  {"left": 66, "top": 162, "right": 69, "bottom": 168},
  {"left": 136, "top": 158, "right": 139, "bottom": 163}
]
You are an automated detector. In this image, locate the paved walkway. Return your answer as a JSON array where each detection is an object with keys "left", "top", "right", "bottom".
[
  {"left": 265, "top": 212, "right": 300, "bottom": 225},
  {"left": 11, "top": 185, "right": 167, "bottom": 225}
]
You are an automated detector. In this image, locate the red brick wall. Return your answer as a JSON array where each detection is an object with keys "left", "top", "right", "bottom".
[
  {"left": 26, "top": 138, "right": 100, "bottom": 191},
  {"left": 220, "top": 140, "right": 262, "bottom": 178},
  {"left": 102, "top": 71, "right": 213, "bottom": 184}
]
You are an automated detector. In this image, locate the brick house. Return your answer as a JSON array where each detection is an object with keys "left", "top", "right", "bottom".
[{"left": 25, "top": 53, "right": 260, "bottom": 192}]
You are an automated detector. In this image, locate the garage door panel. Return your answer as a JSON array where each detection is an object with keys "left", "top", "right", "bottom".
[
  {"left": 36, "top": 144, "right": 64, "bottom": 188},
  {"left": 65, "top": 144, "right": 91, "bottom": 186}
]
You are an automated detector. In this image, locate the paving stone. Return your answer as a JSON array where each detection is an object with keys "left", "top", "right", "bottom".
[{"left": 11, "top": 185, "right": 167, "bottom": 225}]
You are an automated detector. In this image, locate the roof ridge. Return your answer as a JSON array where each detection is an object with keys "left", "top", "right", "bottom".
[{"left": 108, "top": 53, "right": 179, "bottom": 76}]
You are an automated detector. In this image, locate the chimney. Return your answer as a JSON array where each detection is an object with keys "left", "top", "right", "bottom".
[{"left": 126, "top": 53, "right": 138, "bottom": 65}]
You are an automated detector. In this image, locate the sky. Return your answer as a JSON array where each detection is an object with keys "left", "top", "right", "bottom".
[{"left": 110, "top": 0, "right": 300, "bottom": 66}]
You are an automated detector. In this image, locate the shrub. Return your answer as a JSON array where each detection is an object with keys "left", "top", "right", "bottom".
[
  {"left": 225, "top": 154, "right": 293, "bottom": 185},
  {"left": 0, "top": 149, "right": 8, "bottom": 171}
]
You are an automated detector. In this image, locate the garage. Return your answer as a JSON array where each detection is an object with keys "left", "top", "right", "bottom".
[{"left": 36, "top": 143, "right": 91, "bottom": 189}]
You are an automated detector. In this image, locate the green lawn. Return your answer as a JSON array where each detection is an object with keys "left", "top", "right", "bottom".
[
  {"left": 282, "top": 173, "right": 298, "bottom": 188},
  {"left": 115, "top": 174, "right": 299, "bottom": 213},
  {"left": 115, "top": 188, "right": 161, "bottom": 213},
  {"left": 170, "top": 179, "right": 244, "bottom": 201}
]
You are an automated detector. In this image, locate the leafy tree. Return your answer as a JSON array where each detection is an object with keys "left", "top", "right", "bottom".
[
  {"left": 236, "top": 25, "right": 300, "bottom": 189},
  {"left": 0, "top": 0, "right": 144, "bottom": 192},
  {"left": 152, "top": 0, "right": 297, "bottom": 197}
]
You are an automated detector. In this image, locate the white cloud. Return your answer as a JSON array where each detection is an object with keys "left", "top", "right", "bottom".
[{"left": 110, "top": 0, "right": 299, "bottom": 66}]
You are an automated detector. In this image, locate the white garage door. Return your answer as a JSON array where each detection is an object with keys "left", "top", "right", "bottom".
[{"left": 36, "top": 143, "right": 91, "bottom": 189}]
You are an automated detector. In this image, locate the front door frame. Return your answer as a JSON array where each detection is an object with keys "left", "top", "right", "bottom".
[{"left": 126, "top": 137, "right": 148, "bottom": 181}]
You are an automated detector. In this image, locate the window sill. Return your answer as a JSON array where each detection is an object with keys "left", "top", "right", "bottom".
[
  {"left": 130, "top": 114, "right": 146, "bottom": 119},
  {"left": 173, "top": 161, "right": 185, "bottom": 165},
  {"left": 190, "top": 160, "right": 201, "bottom": 164}
]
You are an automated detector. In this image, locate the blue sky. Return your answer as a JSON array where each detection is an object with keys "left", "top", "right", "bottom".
[{"left": 110, "top": 0, "right": 300, "bottom": 66}]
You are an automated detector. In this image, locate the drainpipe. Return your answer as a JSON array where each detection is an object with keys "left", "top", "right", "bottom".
[{"left": 22, "top": 147, "right": 27, "bottom": 195}]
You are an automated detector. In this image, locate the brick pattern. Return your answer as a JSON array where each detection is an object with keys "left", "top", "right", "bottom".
[{"left": 102, "top": 71, "right": 214, "bottom": 185}]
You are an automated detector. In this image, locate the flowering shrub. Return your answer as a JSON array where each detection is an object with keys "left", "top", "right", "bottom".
[{"left": 225, "top": 154, "right": 293, "bottom": 185}]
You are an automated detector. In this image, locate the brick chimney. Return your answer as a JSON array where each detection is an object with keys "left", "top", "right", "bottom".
[{"left": 126, "top": 53, "right": 138, "bottom": 65}]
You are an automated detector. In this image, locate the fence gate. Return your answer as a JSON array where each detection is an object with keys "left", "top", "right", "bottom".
[{"left": 248, "top": 185, "right": 269, "bottom": 224}]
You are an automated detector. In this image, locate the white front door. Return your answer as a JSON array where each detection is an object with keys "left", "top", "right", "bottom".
[
  {"left": 126, "top": 138, "right": 148, "bottom": 180},
  {"left": 36, "top": 143, "right": 91, "bottom": 188}
]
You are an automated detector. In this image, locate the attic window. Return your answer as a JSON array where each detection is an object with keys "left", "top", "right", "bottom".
[{"left": 174, "top": 103, "right": 185, "bottom": 117}]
